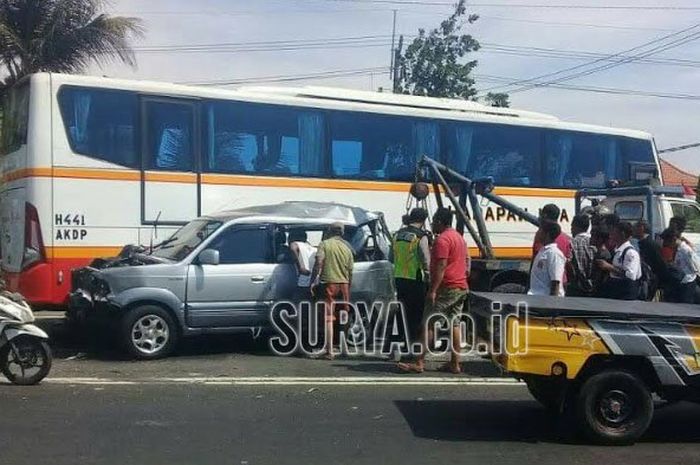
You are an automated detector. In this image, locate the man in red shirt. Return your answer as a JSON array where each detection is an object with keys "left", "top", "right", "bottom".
[
  {"left": 532, "top": 204, "right": 572, "bottom": 258},
  {"left": 399, "top": 208, "right": 469, "bottom": 374}
]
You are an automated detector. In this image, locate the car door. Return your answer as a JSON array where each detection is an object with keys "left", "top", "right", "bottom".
[{"left": 185, "top": 224, "right": 282, "bottom": 328}]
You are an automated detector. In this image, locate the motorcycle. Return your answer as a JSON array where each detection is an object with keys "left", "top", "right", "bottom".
[{"left": 0, "top": 292, "right": 52, "bottom": 385}]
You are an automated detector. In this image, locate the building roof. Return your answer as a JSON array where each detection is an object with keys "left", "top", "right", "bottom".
[{"left": 660, "top": 158, "right": 698, "bottom": 187}]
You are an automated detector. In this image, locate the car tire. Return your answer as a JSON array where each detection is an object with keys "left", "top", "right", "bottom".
[
  {"left": 492, "top": 283, "right": 527, "bottom": 294},
  {"left": 121, "top": 305, "right": 178, "bottom": 360},
  {"left": 575, "top": 369, "right": 653, "bottom": 445}
]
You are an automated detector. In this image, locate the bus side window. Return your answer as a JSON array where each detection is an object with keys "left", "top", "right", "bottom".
[
  {"left": 329, "top": 112, "right": 436, "bottom": 182},
  {"left": 145, "top": 101, "right": 195, "bottom": 172},
  {"left": 204, "top": 101, "right": 325, "bottom": 177},
  {"left": 467, "top": 123, "right": 541, "bottom": 187},
  {"left": 58, "top": 87, "right": 138, "bottom": 168}
]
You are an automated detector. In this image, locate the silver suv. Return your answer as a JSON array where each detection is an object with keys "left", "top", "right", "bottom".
[{"left": 69, "top": 202, "right": 395, "bottom": 359}]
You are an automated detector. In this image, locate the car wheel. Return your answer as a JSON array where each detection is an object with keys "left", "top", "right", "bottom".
[
  {"left": 492, "top": 283, "right": 527, "bottom": 294},
  {"left": 575, "top": 369, "right": 653, "bottom": 445},
  {"left": 121, "top": 305, "right": 178, "bottom": 360}
]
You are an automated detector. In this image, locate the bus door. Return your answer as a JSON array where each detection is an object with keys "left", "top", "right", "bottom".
[{"left": 140, "top": 97, "right": 200, "bottom": 228}]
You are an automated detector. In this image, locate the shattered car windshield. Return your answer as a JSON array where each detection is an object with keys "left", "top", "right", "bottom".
[{"left": 151, "top": 219, "right": 223, "bottom": 261}]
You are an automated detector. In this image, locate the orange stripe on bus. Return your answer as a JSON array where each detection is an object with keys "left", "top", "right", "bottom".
[
  {"left": 2, "top": 167, "right": 575, "bottom": 198},
  {"left": 144, "top": 172, "right": 197, "bottom": 183},
  {"left": 45, "top": 246, "right": 533, "bottom": 260},
  {"left": 46, "top": 246, "right": 123, "bottom": 259},
  {"left": 53, "top": 167, "right": 140, "bottom": 181}
]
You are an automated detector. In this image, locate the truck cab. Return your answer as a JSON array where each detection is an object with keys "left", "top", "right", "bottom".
[{"left": 576, "top": 185, "right": 700, "bottom": 247}]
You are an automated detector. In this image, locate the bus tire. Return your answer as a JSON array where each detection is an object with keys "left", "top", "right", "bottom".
[
  {"left": 492, "top": 283, "right": 527, "bottom": 294},
  {"left": 121, "top": 305, "right": 178, "bottom": 360},
  {"left": 575, "top": 369, "right": 653, "bottom": 445}
]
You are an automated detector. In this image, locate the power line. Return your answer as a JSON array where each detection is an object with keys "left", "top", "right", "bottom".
[
  {"left": 321, "top": 0, "right": 700, "bottom": 9},
  {"left": 481, "top": 23, "right": 700, "bottom": 94},
  {"left": 480, "top": 43, "right": 700, "bottom": 68},
  {"left": 511, "top": 29, "right": 700, "bottom": 93},
  {"left": 180, "top": 67, "right": 390, "bottom": 86},
  {"left": 132, "top": 35, "right": 394, "bottom": 52},
  {"left": 476, "top": 74, "right": 700, "bottom": 100},
  {"left": 478, "top": 15, "right": 675, "bottom": 32},
  {"left": 127, "top": 34, "right": 700, "bottom": 71}
]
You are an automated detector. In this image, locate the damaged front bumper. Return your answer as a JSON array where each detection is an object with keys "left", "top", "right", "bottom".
[{"left": 66, "top": 268, "right": 121, "bottom": 327}]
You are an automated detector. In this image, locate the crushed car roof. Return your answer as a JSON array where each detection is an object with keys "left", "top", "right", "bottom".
[{"left": 204, "top": 201, "right": 382, "bottom": 226}]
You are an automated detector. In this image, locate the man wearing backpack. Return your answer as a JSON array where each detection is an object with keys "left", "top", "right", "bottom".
[{"left": 596, "top": 222, "right": 643, "bottom": 300}]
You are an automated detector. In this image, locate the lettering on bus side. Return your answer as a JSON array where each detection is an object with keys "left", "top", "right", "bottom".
[
  {"left": 476, "top": 207, "right": 570, "bottom": 223},
  {"left": 54, "top": 213, "right": 87, "bottom": 241}
]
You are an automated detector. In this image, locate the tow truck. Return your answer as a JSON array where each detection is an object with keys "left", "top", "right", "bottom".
[
  {"left": 415, "top": 156, "right": 700, "bottom": 444},
  {"left": 415, "top": 156, "right": 700, "bottom": 293}
]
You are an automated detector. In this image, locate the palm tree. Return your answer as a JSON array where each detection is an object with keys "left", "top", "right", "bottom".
[{"left": 0, "top": 0, "right": 143, "bottom": 88}]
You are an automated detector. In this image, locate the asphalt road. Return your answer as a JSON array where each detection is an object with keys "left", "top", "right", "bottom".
[
  {"left": 2, "top": 381, "right": 700, "bottom": 465},
  {"left": 0, "top": 313, "right": 697, "bottom": 465}
]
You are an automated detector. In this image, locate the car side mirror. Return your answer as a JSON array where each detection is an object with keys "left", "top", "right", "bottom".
[{"left": 198, "top": 249, "right": 220, "bottom": 266}]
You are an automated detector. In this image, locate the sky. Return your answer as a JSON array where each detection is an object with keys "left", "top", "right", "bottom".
[{"left": 91, "top": 0, "right": 700, "bottom": 174}]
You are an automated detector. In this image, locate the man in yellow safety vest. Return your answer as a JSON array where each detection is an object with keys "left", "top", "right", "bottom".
[{"left": 391, "top": 208, "right": 430, "bottom": 343}]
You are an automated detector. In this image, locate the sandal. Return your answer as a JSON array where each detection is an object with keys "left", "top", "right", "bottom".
[{"left": 397, "top": 362, "right": 424, "bottom": 374}]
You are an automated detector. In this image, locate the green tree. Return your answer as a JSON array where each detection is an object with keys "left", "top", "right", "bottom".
[
  {"left": 484, "top": 92, "right": 510, "bottom": 108},
  {"left": 0, "top": 0, "right": 143, "bottom": 88},
  {"left": 393, "top": 0, "right": 508, "bottom": 106}
]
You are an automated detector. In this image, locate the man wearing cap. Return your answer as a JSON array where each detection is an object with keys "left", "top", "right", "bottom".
[{"left": 310, "top": 222, "right": 355, "bottom": 359}]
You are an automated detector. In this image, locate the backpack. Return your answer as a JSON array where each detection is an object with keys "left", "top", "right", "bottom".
[{"left": 621, "top": 246, "right": 654, "bottom": 301}]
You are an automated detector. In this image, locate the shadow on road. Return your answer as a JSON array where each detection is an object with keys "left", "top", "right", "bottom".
[
  {"left": 38, "top": 316, "right": 272, "bottom": 361},
  {"left": 395, "top": 399, "right": 700, "bottom": 444},
  {"left": 334, "top": 359, "right": 503, "bottom": 377}
]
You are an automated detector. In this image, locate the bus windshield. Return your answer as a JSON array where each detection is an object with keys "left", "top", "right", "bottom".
[
  {"left": 1, "top": 82, "right": 30, "bottom": 155},
  {"left": 151, "top": 219, "right": 223, "bottom": 262}
]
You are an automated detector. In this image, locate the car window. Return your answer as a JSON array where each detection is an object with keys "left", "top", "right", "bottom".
[
  {"left": 208, "top": 227, "right": 272, "bottom": 264},
  {"left": 671, "top": 202, "right": 700, "bottom": 234},
  {"left": 614, "top": 201, "right": 644, "bottom": 222}
]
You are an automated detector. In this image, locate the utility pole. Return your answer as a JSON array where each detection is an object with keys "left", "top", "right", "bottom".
[
  {"left": 389, "top": 9, "right": 397, "bottom": 81},
  {"left": 392, "top": 35, "right": 403, "bottom": 93}
]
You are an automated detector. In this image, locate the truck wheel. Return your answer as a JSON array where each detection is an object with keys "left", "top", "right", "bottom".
[
  {"left": 526, "top": 378, "right": 564, "bottom": 412},
  {"left": 575, "top": 370, "right": 653, "bottom": 445},
  {"left": 492, "top": 283, "right": 527, "bottom": 294},
  {"left": 121, "top": 305, "right": 178, "bottom": 360}
]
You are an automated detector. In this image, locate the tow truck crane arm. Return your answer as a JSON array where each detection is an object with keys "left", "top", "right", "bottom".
[{"left": 416, "top": 156, "right": 540, "bottom": 259}]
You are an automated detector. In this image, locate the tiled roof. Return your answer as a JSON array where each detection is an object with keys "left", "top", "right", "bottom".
[{"left": 660, "top": 158, "right": 698, "bottom": 187}]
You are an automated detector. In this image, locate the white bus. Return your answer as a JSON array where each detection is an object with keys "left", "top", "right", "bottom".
[{"left": 0, "top": 73, "right": 660, "bottom": 306}]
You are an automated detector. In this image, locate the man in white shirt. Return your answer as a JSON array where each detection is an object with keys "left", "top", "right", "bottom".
[
  {"left": 529, "top": 221, "right": 566, "bottom": 297},
  {"left": 660, "top": 227, "right": 700, "bottom": 303},
  {"left": 596, "top": 222, "right": 642, "bottom": 300}
]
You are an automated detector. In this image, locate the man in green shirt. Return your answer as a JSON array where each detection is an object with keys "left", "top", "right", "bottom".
[{"left": 310, "top": 222, "right": 354, "bottom": 359}]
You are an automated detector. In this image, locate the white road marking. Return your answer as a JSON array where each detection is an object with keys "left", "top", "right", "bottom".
[{"left": 45, "top": 376, "right": 523, "bottom": 386}]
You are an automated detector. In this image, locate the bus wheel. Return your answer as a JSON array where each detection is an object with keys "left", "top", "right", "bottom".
[
  {"left": 575, "top": 369, "right": 653, "bottom": 445},
  {"left": 121, "top": 306, "right": 178, "bottom": 360}
]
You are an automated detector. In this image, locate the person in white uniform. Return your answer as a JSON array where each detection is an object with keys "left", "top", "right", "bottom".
[
  {"left": 289, "top": 230, "right": 317, "bottom": 302},
  {"left": 529, "top": 221, "right": 566, "bottom": 297},
  {"left": 660, "top": 227, "right": 700, "bottom": 303},
  {"left": 596, "top": 222, "right": 642, "bottom": 300}
]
